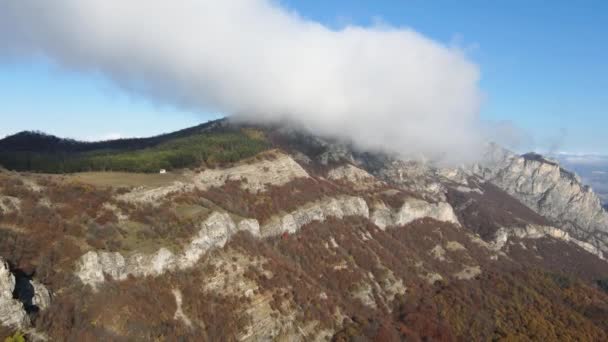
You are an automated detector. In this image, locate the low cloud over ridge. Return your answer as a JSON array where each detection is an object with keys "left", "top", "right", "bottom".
[{"left": 0, "top": 0, "right": 482, "bottom": 163}]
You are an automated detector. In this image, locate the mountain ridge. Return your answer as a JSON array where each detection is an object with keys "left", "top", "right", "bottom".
[
  {"left": 2, "top": 120, "right": 607, "bottom": 254},
  {"left": 0, "top": 119, "right": 224, "bottom": 153},
  {"left": 1, "top": 120, "right": 608, "bottom": 340},
  {"left": 472, "top": 143, "right": 608, "bottom": 256},
  {"left": 0, "top": 119, "right": 269, "bottom": 173}
]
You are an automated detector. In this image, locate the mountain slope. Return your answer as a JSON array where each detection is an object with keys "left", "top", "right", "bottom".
[
  {"left": 0, "top": 120, "right": 226, "bottom": 153},
  {"left": 474, "top": 144, "right": 608, "bottom": 256},
  {"left": 0, "top": 120, "right": 269, "bottom": 173},
  {"left": 0, "top": 121, "right": 607, "bottom": 340}
]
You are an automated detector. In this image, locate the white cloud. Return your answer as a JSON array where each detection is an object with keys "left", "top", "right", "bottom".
[
  {"left": 482, "top": 120, "right": 532, "bottom": 152},
  {"left": 0, "top": 0, "right": 482, "bottom": 163}
]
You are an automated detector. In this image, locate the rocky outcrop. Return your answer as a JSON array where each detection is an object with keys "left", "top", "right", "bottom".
[
  {"left": 75, "top": 252, "right": 125, "bottom": 287},
  {"left": 180, "top": 212, "right": 237, "bottom": 269},
  {"left": 491, "top": 224, "right": 604, "bottom": 259},
  {"left": 171, "top": 289, "right": 192, "bottom": 328},
  {"left": 118, "top": 181, "right": 194, "bottom": 204},
  {"left": 76, "top": 196, "right": 371, "bottom": 288},
  {"left": 193, "top": 152, "right": 309, "bottom": 193},
  {"left": 117, "top": 152, "right": 309, "bottom": 204},
  {"left": 278, "top": 133, "right": 451, "bottom": 202},
  {"left": 327, "top": 164, "right": 381, "bottom": 190},
  {"left": 15, "top": 278, "right": 52, "bottom": 312},
  {"left": 453, "top": 265, "right": 482, "bottom": 280},
  {"left": 0, "top": 196, "right": 20, "bottom": 214},
  {"left": 260, "top": 196, "right": 369, "bottom": 237},
  {"left": 116, "top": 194, "right": 456, "bottom": 280},
  {"left": 374, "top": 160, "right": 448, "bottom": 202},
  {"left": 76, "top": 212, "right": 240, "bottom": 288},
  {"left": 318, "top": 143, "right": 356, "bottom": 166},
  {"left": 0, "top": 259, "right": 29, "bottom": 329},
  {"left": 237, "top": 219, "right": 261, "bottom": 238},
  {"left": 32, "top": 281, "right": 51, "bottom": 311},
  {"left": 475, "top": 144, "right": 608, "bottom": 255},
  {"left": 371, "top": 198, "right": 459, "bottom": 230}
]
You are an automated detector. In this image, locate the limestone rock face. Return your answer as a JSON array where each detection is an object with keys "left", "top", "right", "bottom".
[
  {"left": 374, "top": 160, "right": 448, "bottom": 202},
  {"left": 171, "top": 289, "right": 192, "bottom": 328},
  {"left": 492, "top": 224, "right": 604, "bottom": 259},
  {"left": 476, "top": 144, "right": 608, "bottom": 254},
  {"left": 76, "top": 212, "right": 237, "bottom": 288},
  {"left": 318, "top": 144, "right": 355, "bottom": 165},
  {"left": 395, "top": 199, "right": 459, "bottom": 226},
  {"left": 75, "top": 196, "right": 373, "bottom": 288},
  {"left": 30, "top": 280, "right": 51, "bottom": 311},
  {"left": 371, "top": 198, "right": 459, "bottom": 230},
  {"left": 0, "top": 196, "right": 20, "bottom": 214},
  {"left": 327, "top": 164, "right": 381, "bottom": 190},
  {"left": 370, "top": 204, "right": 394, "bottom": 230},
  {"left": 454, "top": 266, "right": 482, "bottom": 280},
  {"left": 437, "top": 167, "right": 471, "bottom": 186},
  {"left": 0, "top": 260, "right": 14, "bottom": 300},
  {"left": 0, "top": 258, "right": 29, "bottom": 329},
  {"left": 75, "top": 251, "right": 125, "bottom": 287},
  {"left": 116, "top": 152, "right": 309, "bottom": 205},
  {"left": 15, "top": 277, "right": 52, "bottom": 313},
  {"left": 237, "top": 219, "right": 261, "bottom": 237},
  {"left": 260, "top": 196, "right": 370, "bottom": 237},
  {"left": 129, "top": 248, "right": 177, "bottom": 277},
  {"left": 179, "top": 212, "right": 235, "bottom": 269},
  {"left": 118, "top": 181, "right": 194, "bottom": 204},
  {"left": 193, "top": 153, "right": 309, "bottom": 193}
]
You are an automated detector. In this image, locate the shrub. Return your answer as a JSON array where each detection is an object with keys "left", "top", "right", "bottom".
[
  {"left": 3, "top": 332, "right": 25, "bottom": 342},
  {"left": 597, "top": 278, "right": 608, "bottom": 293}
]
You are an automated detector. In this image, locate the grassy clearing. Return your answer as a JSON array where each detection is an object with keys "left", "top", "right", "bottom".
[
  {"left": 173, "top": 204, "right": 211, "bottom": 221},
  {"left": 117, "top": 204, "right": 211, "bottom": 254},
  {"left": 64, "top": 171, "right": 187, "bottom": 188},
  {"left": 116, "top": 220, "right": 182, "bottom": 254}
]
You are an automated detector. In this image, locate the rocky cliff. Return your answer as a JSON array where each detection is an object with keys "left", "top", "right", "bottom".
[
  {"left": 272, "top": 127, "right": 608, "bottom": 258},
  {"left": 474, "top": 144, "right": 608, "bottom": 255},
  {"left": 0, "top": 259, "right": 29, "bottom": 329},
  {"left": 76, "top": 194, "right": 460, "bottom": 289},
  {"left": 0, "top": 258, "right": 51, "bottom": 334}
]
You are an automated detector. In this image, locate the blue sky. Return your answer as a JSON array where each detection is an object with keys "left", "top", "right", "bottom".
[{"left": 0, "top": 1, "right": 606, "bottom": 153}]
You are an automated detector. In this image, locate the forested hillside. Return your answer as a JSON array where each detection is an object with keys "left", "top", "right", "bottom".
[{"left": 0, "top": 120, "right": 269, "bottom": 173}]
